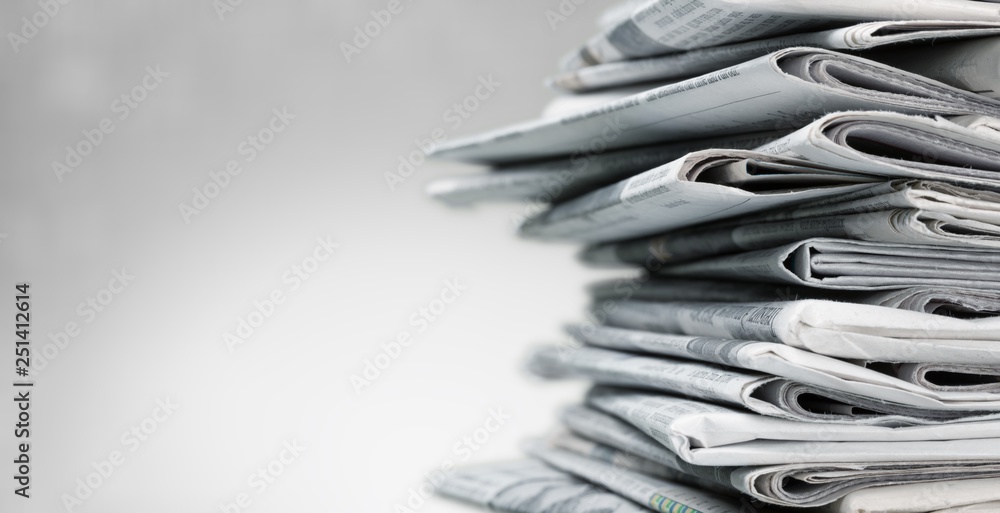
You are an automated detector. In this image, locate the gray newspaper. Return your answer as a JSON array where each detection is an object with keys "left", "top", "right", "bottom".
[
  {"left": 560, "top": 0, "right": 1000, "bottom": 68},
  {"left": 530, "top": 342, "right": 1000, "bottom": 419},
  {"left": 426, "top": 132, "right": 784, "bottom": 205},
  {"left": 517, "top": 149, "right": 878, "bottom": 243},
  {"left": 567, "top": 324, "right": 1000, "bottom": 406},
  {"left": 577, "top": 178, "right": 1000, "bottom": 254},
  {"left": 585, "top": 386, "right": 1000, "bottom": 466},
  {"left": 601, "top": 299, "right": 1000, "bottom": 363},
  {"left": 551, "top": 21, "right": 1000, "bottom": 92},
  {"left": 655, "top": 238, "right": 1000, "bottom": 291},
  {"left": 556, "top": 407, "right": 1000, "bottom": 509},
  {"left": 756, "top": 111, "right": 1000, "bottom": 192},
  {"left": 588, "top": 277, "right": 1000, "bottom": 317},
  {"left": 435, "top": 459, "right": 650, "bottom": 513},
  {"left": 430, "top": 49, "right": 1000, "bottom": 164}
]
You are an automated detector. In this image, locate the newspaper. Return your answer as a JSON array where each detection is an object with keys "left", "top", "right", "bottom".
[
  {"left": 531, "top": 345, "right": 1000, "bottom": 423},
  {"left": 425, "top": 132, "right": 785, "bottom": 205},
  {"left": 560, "top": 0, "right": 1000, "bottom": 69},
  {"left": 551, "top": 21, "right": 1000, "bottom": 92},
  {"left": 566, "top": 324, "right": 1000, "bottom": 405},
  {"left": 576, "top": 177, "right": 1000, "bottom": 254},
  {"left": 587, "top": 277, "right": 1000, "bottom": 318},
  {"left": 601, "top": 299, "right": 1000, "bottom": 363},
  {"left": 756, "top": 111, "right": 1000, "bottom": 192},
  {"left": 825, "top": 478, "right": 1000, "bottom": 513},
  {"left": 585, "top": 386, "right": 1000, "bottom": 466},
  {"left": 434, "top": 459, "right": 650, "bottom": 513},
  {"left": 522, "top": 442, "right": 752, "bottom": 513},
  {"left": 552, "top": 414, "right": 1000, "bottom": 508},
  {"left": 871, "top": 36, "right": 1000, "bottom": 99},
  {"left": 654, "top": 238, "right": 1000, "bottom": 291},
  {"left": 517, "top": 150, "right": 880, "bottom": 242},
  {"left": 541, "top": 430, "right": 734, "bottom": 495},
  {"left": 430, "top": 49, "right": 1000, "bottom": 164}
]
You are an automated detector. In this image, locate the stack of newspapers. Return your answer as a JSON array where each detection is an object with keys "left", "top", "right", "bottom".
[{"left": 428, "top": 1, "right": 1000, "bottom": 512}]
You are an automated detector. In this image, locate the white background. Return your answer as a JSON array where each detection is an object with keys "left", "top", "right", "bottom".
[{"left": 0, "top": 1, "right": 621, "bottom": 511}]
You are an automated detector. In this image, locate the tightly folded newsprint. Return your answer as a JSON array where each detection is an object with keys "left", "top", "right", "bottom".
[
  {"left": 576, "top": 179, "right": 1000, "bottom": 257},
  {"left": 518, "top": 116, "right": 1000, "bottom": 243},
  {"left": 434, "top": 459, "right": 651, "bottom": 513},
  {"left": 560, "top": 0, "right": 1000, "bottom": 69},
  {"left": 601, "top": 299, "right": 1000, "bottom": 363},
  {"left": 565, "top": 323, "right": 1000, "bottom": 402},
  {"left": 588, "top": 277, "right": 1000, "bottom": 317},
  {"left": 654, "top": 238, "right": 1000, "bottom": 291},
  {"left": 429, "top": 50, "right": 1000, "bottom": 164},
  {"left": 529, "top": 343, "right": 1000, "bottom": 423},
  {"left": 516, "top": 150, "right": 882, "bottom": 243},
  {"left": 425, "top": 131, "right": 784, "bottom": 205},
  {"left": 583, "top": 386, "right": 1000, "bottom": 467},
  {"left": 555, "top": 405, "right": 1000, "bottom": 509},
  {"left": 551, "top": 21, "right": 1000, "bottom": 92},
  {"left": 757, "top": 111, "right": 1000, "bottom": 192}
]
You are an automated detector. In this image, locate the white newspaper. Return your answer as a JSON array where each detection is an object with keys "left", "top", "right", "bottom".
[
  {"left": 578, "top": 178, "right": 1000, "bottom": 257},
  {"left": 825, "top": 478, "right": 1000, "bottom": 513},
  {"left": 756, "top": 111, "right": 1000, "bottom": 192},
  {"left": 530, "top": 343, "right": 1000, "bottom": 418},
  {"left": 560, "top": 0, "right": 1000, "bottom": 68},
  {"left": 656, "top": 238, "right": 1000, "bottom": 291},
  {"left": 603, "top": 299, "right": 1000, "bottom": 363},
  {"left": 517, "top": 150, "right": 879, "bottom": 243},
  {"left": 430, "top": 49, "right": 1000, "bottom": 164},
  {"left": 435, "top": 459, "right": 650, "bottom": 513},
  {"left": 872, "top": 35, "right": 1000, "bottom": 99},
  {"left": 551, "top": 416, "right": 1000, "bottom": 508},
  {"left": 586, "top": 386, "right": 1000, "bottom": 466},
  {"left": 551, "top": 21, "right": 1000, "bottom": 92},
  {"left": 587, "top": 277, "right": 1000, "bottom": 318},
  {"left": 523, "top": 443, "right": 750, "bottom": 513},
  {"left": 567, "top": 324, "right": 1000, "bottom": 405},
  {"left": 426, "top": 132, "right": 784, "bottom": 205}
]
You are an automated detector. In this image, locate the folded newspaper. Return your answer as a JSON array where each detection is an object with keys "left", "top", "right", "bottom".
[
  {"left": 425, "top": 131, "right": 784, "bottom": 205},
  {"left": 554, "top": 406, "right": 1000, "bottom": 509},
  {"left": 530, "top": 344, "right": 1000, "bottom": 421},
  {"left": 430, "top": 50, "right": 1000, "bottom": 164},
  {"left": 560, "top": 0, "right": 1000, "bottom": 69},
  {"left": 584, "top": 386, "right": 1000, "bottom": 466},
  {"left": 601, "top": 299, "right": 1000, "bottom": 363},
  {"left": 576, "top": 178, "right": 1000, "bottom": 256},
  {"left": 551, "top": 21, "right": 1000, "bottom": 92},
  {"left": 588, "top": 276, "right": 1000, "bottom": 318},
  {"left": 565, "top": 324, "right": 1000, "bottom": 402},
  {"left": 651, "top": 238, "right": 1000, "bottom": 291},
  {"left": 516, "top": 149, "right": 880, "bottom": 242}
]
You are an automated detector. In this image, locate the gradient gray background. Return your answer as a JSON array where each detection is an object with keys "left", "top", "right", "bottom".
[{"left": 0, "top": 1, "right": 624, "bottom": 511}]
